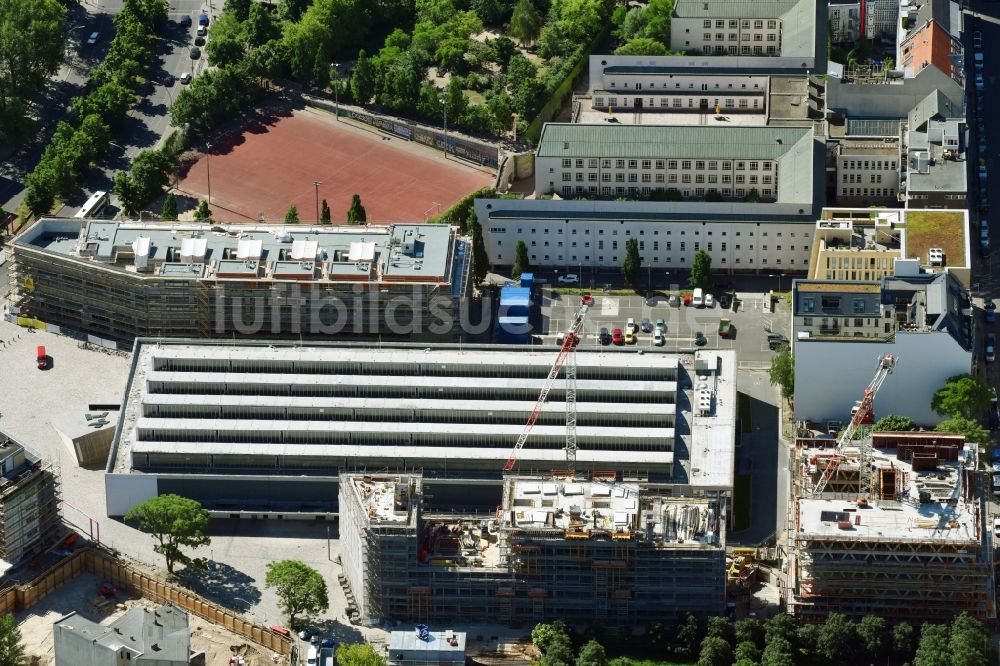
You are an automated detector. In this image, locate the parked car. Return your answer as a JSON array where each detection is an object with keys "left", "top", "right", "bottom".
[
  {"left": 705, "top": 293, "right": 715, "bottom": 308},
  {"left": 87, "top": 31, "right": 100, "bottom": 45},
  {"left": 190, "top": 46, "right": 201, "bottom": 59},
  {"left": 557, "top": 273, "right": 579, "bottom": 284},
  {"left": 655, "top": 318, "right": 666, "bottom": 332},
  {"left": 653, "top": 330, "right": 665, "bottom": 346},
  {"left": 625, "top": 317, "right": 637, "bottom": 334},
  {"left": 668, "top": 294, "right": 680, "bottom": 307},
  {"left": 198, "top": 13, "right": 209, "bottom": 25},
  {"left": 694, "top": 331, "right": 707, "bottom": 346},
  {"left": 692, "top": 288, "right": 704, "bottom": 308},
  {"left": 974, "top": 31, "right": 983, "bottom": 48},
  {"left": 179, "top": 72, "right": 192, "bottom": 84},
  {"left": 298, "top": 626, "right": 319, "bottom": 641},
  {"left": 767, "top": 332, "right": 788, "bottom": 350},
  {"left": 197, "top": 25, "right": 207, "bottom": 36},
  {"left": 624, "top": 328, "right": 636, "bottom": 344},
  {"left": 986, "top": 332, "right": 996, "bottom": 362},
  {"left": 194, "top": 36, "right": 205, "bottom": 46},
  {"left": 180, "top": 15, "right": 192, "bottom": 27},
  {"left": 612, "top": 328, "right": 624, "bottom": 345},
  {"left": 599, "top": 327, "right": 611, "bottom": 345},
  {"left": 641, "top": 317, "right": 652, "bottom": 332}
]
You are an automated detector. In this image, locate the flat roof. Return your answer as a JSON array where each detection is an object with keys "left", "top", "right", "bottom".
[
  {"left": 14, "top": 220, "right": 457, "bottom": 285},
  {"left": 796, "top": 282, "right": 880, "bottom": 293},
  {"left": 689, "top": 351, "right": 737, "bottom": 489},
  {"left": 389, "top": 630, "right": 466, "bottom": 654}
]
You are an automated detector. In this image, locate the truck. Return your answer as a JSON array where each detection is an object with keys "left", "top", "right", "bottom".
[
  {"left": 36, "top": 346, "right": 46, "bottom": 370},
  {"left": 719, "top": 318, "right": 732, "bottom": 338}
]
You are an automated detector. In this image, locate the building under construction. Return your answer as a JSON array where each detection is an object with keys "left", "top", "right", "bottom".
[
  {"left": 787, "top": 431, "right": 994, "bottom": 622},
  {"left": 340, "top": 472, "right": 726, "bottom": 627},
  {"left": 0, "top": 431, "right": 62, "bottom": 570}
]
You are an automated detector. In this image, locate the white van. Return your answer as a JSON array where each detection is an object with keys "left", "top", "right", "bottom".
[
  {"left": 306, "top": 647, "right": 318, "bottom": 665},
  {"left": 692, "top": 288, "right": 704, "bottom": 308}
]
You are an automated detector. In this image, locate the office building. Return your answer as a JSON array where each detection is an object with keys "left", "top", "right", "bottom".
[
  {"left": 788, "top": 432, "right": 992, "bottom": 622},
  {"left": 903, "top": 91, "right": 966, "bottom": 209},
  {"left": 807, "top": 214, "right": 904, "bottom": 281},
  {"left": 8, "top": 220, "right": 468, "bottom": 344},
  {"left": 0, "top": 431, "right": 62, "bottom": 570},
  {"left": 105, "top": 341, "right": 736, "bottom": 518},
  {"left": 825, "top": 118, "right": 902, "bottom": 207},
  {"left": 340, "top": 472, "right": 726, "bottom": 627},
  {"left": 669, "top": 0, "right": 817, "bottom": 59}
]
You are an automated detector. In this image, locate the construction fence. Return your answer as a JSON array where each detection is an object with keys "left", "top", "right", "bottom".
[
  {"left": 304, "top": 97, "right": 501, "bottom": 169},
  {"left": 0, "top": 548, "right": 292, "bottom": 656}
]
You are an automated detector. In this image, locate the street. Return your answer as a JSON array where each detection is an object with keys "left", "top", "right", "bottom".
[{"left": 0, "top": 0, "right": 213, "bottom": 218}]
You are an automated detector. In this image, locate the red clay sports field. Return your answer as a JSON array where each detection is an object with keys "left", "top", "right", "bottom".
[{"left": 174, "top": 107, "right": 494, "bottom": 223}]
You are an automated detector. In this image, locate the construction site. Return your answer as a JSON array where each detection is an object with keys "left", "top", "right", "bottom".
[
  {"left": 0, "top": 430, "right": 62, "bottom": 571},
  {"left": 339, "top": 472, "right": 726, "bottom": 628},
  {"left": 786, "top": 356, "right": 994, "bottom": 622}
]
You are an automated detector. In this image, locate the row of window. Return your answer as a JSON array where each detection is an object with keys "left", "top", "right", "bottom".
[
  {"left": 559, "top": 185, "right": 773, "bottom": 198},
  {"left": 562, "top": 172, "right": 773, "bottom": 185},
  {"left": 512, "top": 239, "right": 803, "bottom": 253},
  {"left": 703, "top": 32, "right": 777, "bottom": 42},
  {"left": 703, "top": 19, "right": 778, "bottom": 29},
  {"left": 499, "top": 252, "right": 800, "bottom": 266},
  {"left": 840, "top": 187, "right": 896, "bottom": 197},
  {"left": 559, "top": 158, "right": 773, "bottom": 171},
  {"left": 842, "top": 159, "right": 897, "bottom": 170},
  {"left": 597, "top": 96, "right": 761, "bottom": 109},
  {"left": 491, "top": 227, "right": 800, "bottom": 238},
  {"left": 699, "top": 45, "right": 779, "bottom": 55},
  {"left": 605, "top": 81, "right": 763, "bottom": 91},
  {"left": 842, "top": 173, "right": 887, "bottom": 184},
  {"left": 801, "top": 317, "right": 886, "bottom": 328}
]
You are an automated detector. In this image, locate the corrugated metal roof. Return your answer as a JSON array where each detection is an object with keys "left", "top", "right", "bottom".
[
  {"left": 536, "top": 123, "right": 811, "bottom": 159},
  {"left": 674, "top": 0, "right": 799, "bottom": 18},
  {"left": 846, "top": 119, "right": 900, "bottom": 137}
]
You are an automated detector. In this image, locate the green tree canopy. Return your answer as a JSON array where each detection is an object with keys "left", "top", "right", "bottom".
[
  {"left": 675, "top": 613, "right": 703, "bottom": 660},
  {"left": 531, "top": 621, "right": 569, "bottom": 655},
  {"left": 471, "top": 218, "right": 489, "bottom": 284},
  {"left": 512, "top": 239, "right": 529, "bottom": 279},
  {"left": 194, "top": 200, "right": 212, "bottom": 222},
  {"left": 614, "top": 37, "right": 668, "bottom": 55},
  {"left": 931, "top": 374, "right": 990, "bottom": 420},
  {"left": 874, "top": 414, "right": 916, "bottom": 431},
  {"left": 733, "top": 641, "right": 760, "bottom": 664},
  {"left": 509, "top": 0, "right": 542, "bottom": 46},
  {"left": 760, "top": 636, "right": 795, "bottom": 666},
  {"left": 764, "top": 614, "right": 796, "bottom": 646},
  {"left": 161, "top": 192, "right": 177, "bottom": 221},
  {"left": 575, "top": 640, "right": 607, "bottom": 666},
  {"left": 949, "top": 612, "right": 989, "bottom": 666},
  {"left": 351, "top": 49, "right": 376, "bottom": 105},
  {"left": 689, "top": 249, "right": 713, "bottom": 290},
  {"left": 0, "top": 0, "right": 66, "bottom": 139},
  {"left": 914, "top": 623, "right": 950, "bottom": 666},
  {"left": 264, "top": 560, "right": 329, "bottom": 627},
  {"left": 769, "top": 347, "right": 794, "bottom": 400},
  {"left": 284, "top": 204, "right": 300, "bottom": 223},
  {"left": 622, "top": 237, "right": 641, "bottom": 290},
  {"left": 816, "top": 613, "right": 858, "bottom": 663},
  {"left": 0, "top": 612, "right": 26, "bottom": 666},
  {"left": 347, "top": 194, "right": 367, "bottom": 224},
  {"left": 124, "top": 494, "right": 210, "bottom": 573},
  {"left": 936, "top": 416, "right": 989, "bottom": 443},
  {"left": 857, "top": 614, "right": 888, "bottom": 662},
  {"left": 734, "top": 618, "right": 764, "bottom": 648},
  {"left": 336, "top": 643, "right": 386, "bottom": 666},
  {"left": 892, "top": 622, "right": 917, "bottom": 664},
  {"left": 696, "top": 636, "right": 731, "bottom": 666}
]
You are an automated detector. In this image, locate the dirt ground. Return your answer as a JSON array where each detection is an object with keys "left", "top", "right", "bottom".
[{"left": 16, "top": 573, "right": 289, "bottom": 666}]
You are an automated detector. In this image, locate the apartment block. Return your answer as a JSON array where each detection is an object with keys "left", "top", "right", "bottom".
[
  {"left": 826, "top": 118, "right": 902, "bottom": 206},
  {"left": 534, "top": 124, "right": 815, "bottom": 203},
  {"left": 54, "top": 603, "right": 201, "bottom": 665},
  {"left": 0, "top": 431, "right": 62, "bottom": 569},
  {"left": 8, "top": 220, "right": 468, "bottom": 344},
  {"left": 105, "top": 341, "right": 736, "bottom": 518},
  {"left": 669, "top": 0, "right": 818, "bottom": 58},
  {"left": 788, "top": 432, "right": 992, "bottom": 622},
  {"left": 340, "top": 472, "right": 726, "bottom": 627},
  {"left": 807, "top": 216, "right": 903, "bottom": 281},
  {"left": 904, "top": 91, "right": 966, "bottom": 209}
]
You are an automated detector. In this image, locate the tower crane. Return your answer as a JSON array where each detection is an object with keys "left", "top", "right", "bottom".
[
  {"left": 502, "top": 293, "right": 594, "bottom": 474},
  {"left": 811, "top": 353, "right": 897, "bottom": 496}
]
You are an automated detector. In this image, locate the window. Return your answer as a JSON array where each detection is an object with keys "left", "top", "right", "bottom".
[
  {"left": 754, "top": 19, "right": 763, "bottom": 28},
  {"left": 562, "top": 172, "right": 571, "bottom": 181},
  {"left": 668, "top": 160, "right": 678, "bottom": 169},
  {"left": 588, "top": 158, "right": 598, "bottom": 168},
  {"left": 655, "top": 160, "right": 665, "bottom": 169},
  {"left": 562, "top": 159, "right": 571, "bottom": 168},
  {"left": 602, "top": 159, "right": 611, "bottom": 168},
  {"left": 854, "top": 299, "right": 866, "bottom": 313},
  {"left": 616, "top": 159, "right": 625, "bottom": 168},
  {"left": 641, "top": 173, "right": 651, "bottom": 183},
  {"left": 704, "top": 19, "right": 712, "bottom": 27},
  {"left": 695, "top": 161, "right": 705, "bottom": 170},
  {"left": 655, "top": 174, "right": 665, "bottom": 183},
  {"left": 768, "top": 19, "right": 776, "bottom": 28},
  {"left": 616, "top": 173, "right": 625, "bottom": 182},
  {"left": 682, "top": 160, "right": 692, "bottom": 169},
  {"left": 601, "top": 173, "right": 611, "bottom": 182},
  {"left": 641, "top": 159, "right": 651, "bottom": 169},
  {"left": 628, "top": 173, "right": 638, "bottom": 182}
]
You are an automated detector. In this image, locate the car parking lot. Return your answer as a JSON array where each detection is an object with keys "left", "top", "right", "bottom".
[{"left": 542, "top": 289, "right": 789, "bottom": 362}]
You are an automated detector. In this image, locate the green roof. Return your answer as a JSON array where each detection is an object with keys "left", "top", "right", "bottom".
[
  {"left": 674, "top": 0, "right": 799, "bottom": 18},
  {"left": 536, "top": 123, "right": 812, "bottom": 160}
]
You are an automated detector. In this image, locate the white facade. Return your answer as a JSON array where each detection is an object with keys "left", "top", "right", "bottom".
[
  {"left": 793, "top": 332, "right": 971, "bottom": 425},
  {"left": 592, "top": 73, "right": 768, "bottom": 114},
  {"left": 475, "top": 199, "right": 815, "bottom": 271},
  {"left": 836, "top": 146, "right": 901, "bottom": 202},
  {"left": 829, "top": 1, "right": 860, "bottom": 43},
  {"left": 672, "top": 17, "right": 783, "bottom": 55}
]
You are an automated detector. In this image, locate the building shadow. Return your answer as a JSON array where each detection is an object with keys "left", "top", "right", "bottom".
[{"left": 177, "top": 559, "right": 261, "bottom": 614}]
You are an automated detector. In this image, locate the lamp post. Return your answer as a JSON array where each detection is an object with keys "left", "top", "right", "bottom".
[
  {"left": 313, "top": 180, "right": 322, "bottom": 223},
  {"left": 330, "top": 63, "right": 339, "bottom": 119},
  {"left": 440, "top": 97, "right": 448, "bottom": 158}
]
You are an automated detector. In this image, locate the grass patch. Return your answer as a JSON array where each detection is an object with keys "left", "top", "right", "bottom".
[
  {"left": 904, "top": 210, "right": 966, "bottom": 266},
  {"left": 465, "top": 90, "right": 485, "bottom": 105},
  {"left": 733, "top": 474, "right": 752, "bottom": 532}
]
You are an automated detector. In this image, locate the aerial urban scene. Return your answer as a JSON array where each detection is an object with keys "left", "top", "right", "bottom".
[{"left": 0, "top": 0, "right": 997, "bottom": 663}]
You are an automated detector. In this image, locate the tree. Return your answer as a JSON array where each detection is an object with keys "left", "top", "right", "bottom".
[
  {"left": 816, "top": 613, "right": 857, "bottom": 663},
  {"left": 113, "top": 171, "right": 143, "bottom": 218},
  {"left": 531, "top": 621, "right": 569, "bottom": 655},
  {"left": 161, "top": 192, "right": 177, "bottom": 221},
  {"left": 224, "top": 0, "right": 251, "bottom": 21},
  {"left": 320, "top": 199, "right": 331, "bottom": 224},
  {"left": 347, "top": 194, "right": 367, "bottom": 224},
  {"left": 675, "top": 613, "right": 703, "bottom": 660},
  {"left": 614, "top": 37, "right": 668, "bottom": 55},
  {"left": 622, "top": 237, "right": 641, "bottom": 290},
  {"left": 0, "top": 0, "right": 66, "bottom": 139},
  {"left": 244, "top": 2, "right": 279, "bottom": 44},
  {"left": 512, "top": 240, "right": 529, "bottom": 279},
  {"left": 892, "top": 622, "right": 917, "bottom": 665},
  {"left": 705, "top": 616, "right": 734, "bottom": 647},
  {"left": 764, "top": 614, "right": 796, "bottom": 646},
  {"left": 509, "top": 0, "right": 542, "bottom": 46},
  {"left": 794, "top": 623, "right": 819, "bottom": 660},
  {"left": 351, "top": 49, "right": 376, "bottom": 105},
  {"left": 734, "top": 618, "right": 764, "bottom": 649},
  {"left": 124, "top": 494, "right": 210, "bottom": 573},
  {"left": 696, "top": 636, "right": 731, "bottom": 666},
  {"left": 284, "top": 204, "right": 300, "bottom": 224},
  {"left": 472, "top": 218, "right": 490, "bottom": 284},
  {"left": 264, "top": 560, "right": 328, "bottom": 627},
  {"left": 0, "top": 613, "right": 25, "bottom": 666},
  {"left": 444, "top": 77, "right": 468, "bottom": 124},
  {"left": 543, "top": 633, "right": 574, "bottom": 666},
  {"left": 949, "top": 612, "right": 989, "bottom": 666},
  {"left": 576, "top": 640, "right": 607, "bottom": 666},
  {"left": 643, "top": 0, "right": 673, "bottom": 44},
  {"left": 914, "top": 623, "right": 950, "bottom": 666},
  {"left": 931, "top": 374, "right": 990, "bottom": 420},
  {"left": 769, "top": 347, "right": 794, "bottom": 400},
  {"left": 194, "top": 199, "right": 212, "bottom": 222},
  {"left": 689, "top": 249, "right": 713, "bottom": 290},
  {"left": 733, "top": 641, "right": 760, "bottom": 664},
  {"left": 336, "top": 643, "right": 386, "bottom": 666},
  {"left": 857, "top": 615, "right": 888, "bottom": 662},
  {"left": 760, "top": 636, "right": 795, "bottom": 666},
  {"left": 874, "top": 414, "right": 916, "bottom": 431},
  {"left": 745, "top": 188, "right": 761, "bottom": 203}
]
